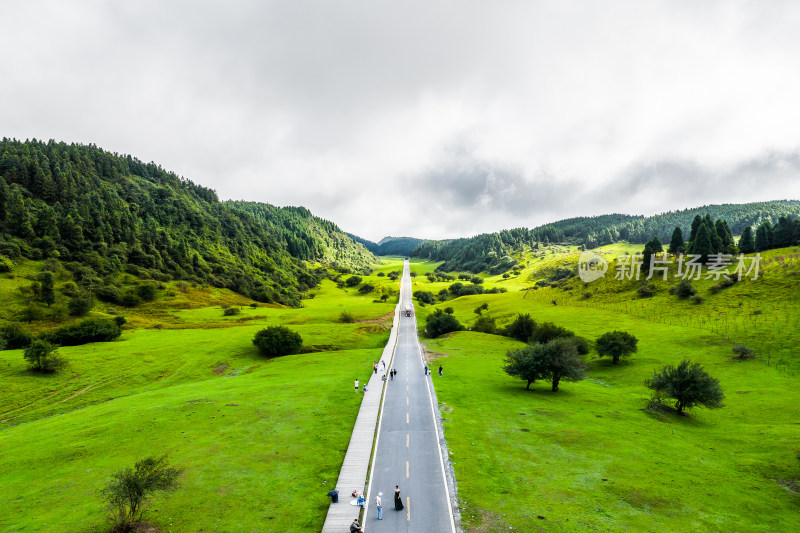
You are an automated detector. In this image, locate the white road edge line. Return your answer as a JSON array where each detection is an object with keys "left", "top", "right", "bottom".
[{"left": 418, "top": 330, "right": 458, "bottom": 533}]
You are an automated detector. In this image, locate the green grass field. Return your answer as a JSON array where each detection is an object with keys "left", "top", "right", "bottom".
[
  {"left": 0, "top": 263, "right": 400, "bottom": 531},
  {"left": 418, "top": 249, "right": 800, "bottom": 532}
]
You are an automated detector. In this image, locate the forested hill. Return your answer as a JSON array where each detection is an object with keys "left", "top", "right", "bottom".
[
  {"left": 346, "top": 234, "right": 424, "bottom": 256},
  {"left": 412, "top": 201, "right": 800, "bottom": 273},
  {"left": 0, "top": 138, "right": 374, "bottom": 306}
]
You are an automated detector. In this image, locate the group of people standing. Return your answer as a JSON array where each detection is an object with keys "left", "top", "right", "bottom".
[{"left": 350, "top": 485, "right": 404, "bottom": 531}]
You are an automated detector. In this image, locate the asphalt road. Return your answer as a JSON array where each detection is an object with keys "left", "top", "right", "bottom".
[{"left": 365, "top": 261, "right": 456, "bottom": 532}]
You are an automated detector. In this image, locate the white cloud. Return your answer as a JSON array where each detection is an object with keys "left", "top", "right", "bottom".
[{"left": 1, "top": 0, "right": 799, "bottom": 241}]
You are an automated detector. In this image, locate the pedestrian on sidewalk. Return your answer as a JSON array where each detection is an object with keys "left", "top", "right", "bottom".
[
  {"left": 363, "top": 383, "right": 368, "bottom": 393},
  {"left": 394, "top": 485, "right": 404, "bottom": 510},
  {"left": 381, "top": 360, "right": 386, "bottom": 370},
  {"left": 375, "top": 492, "right": 383, "bottom": 520},
  {"left": 350, "top": 518, "right": 363, "bottom": 532},
  {"left": 438, "top": 365, "right": 443, "bottom": 377},
  {"left": 327, "top": 489, "right": 339, "bottom": 503},
  {"left": 373, "top": 362, "right": 378, "bottom": 374},
  {"left": 355, "top": 379, "right": 359, "bottom": 392}
]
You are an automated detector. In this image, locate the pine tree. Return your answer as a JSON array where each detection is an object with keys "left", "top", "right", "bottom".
[
  {"left": 755, "top": 221, "right": 773, "bottom": 252},
  {"left": 689, "top": 215, "right": 703, "bottom": 243},
  {"left": 738, "top": 226, "right": 756, "bottom": 254},
  {"left": 668, "top": 227, "right": 684, "bottom": 255},
  {"left": 689, "top": 223, "right": 714, "bottom": 263},
  {"left": 772, "top": 216, "right": 794, "bottom": 248}
]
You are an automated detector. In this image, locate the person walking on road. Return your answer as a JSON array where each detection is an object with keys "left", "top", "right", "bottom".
[
  {"left": 375, "top": 492, "right": 383, "bottom": 520},
  {"left": 394, "top": 485, "right": 404, "bottom": 510},
  {"left": 424, "top": 365, "right": 428, "bottom": 376},
  {"left": 438, "top": 365, "right": 443, "bottom": 377},
  {"left": 355, "top": 379, "right": 359, "bottom": 392}
]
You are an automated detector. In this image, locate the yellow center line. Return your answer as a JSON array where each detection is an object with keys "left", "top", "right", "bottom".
[
  {"left": 406, "top": 496, "right": 410, "bottom": 521},
  {"left": 406, "top": 460, "right": 409, "bottom": 478},
  {"left": 406, "top": 397, "right": 409, "bottom": 405},
  {"left": 406, "top": 412, "right": 409, "bottom": 424},
  {"left": 406, "top": 433, "right": 409, "bottom": 447}
]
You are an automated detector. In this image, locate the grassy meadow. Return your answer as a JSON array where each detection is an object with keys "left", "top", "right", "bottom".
[
  {"left": 0, "top": 258, "right": 405, "bottom": 531},
  {"left": 409, "top": 248, "right": 800, "bottom": 532}
]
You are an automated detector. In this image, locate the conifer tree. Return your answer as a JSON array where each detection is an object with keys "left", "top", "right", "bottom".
[
  {"left": 668, "top": 227, "right": 684, "bottom": 255},
  {"left": 738, "top": 226, "right": 756, "bottom": 254}
]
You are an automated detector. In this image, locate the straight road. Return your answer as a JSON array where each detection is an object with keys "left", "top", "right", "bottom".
[{"left": 365, "top": 260, "right": 456, "bottom": 532}]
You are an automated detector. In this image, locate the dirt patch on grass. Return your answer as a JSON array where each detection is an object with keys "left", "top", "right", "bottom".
[
  {"left": 213, "top": 362, "right": 229, "bottom": 375},
  {"left": 357, "top": 311, "right": 394, "bottom": 326},
  {"left": 461, "top": 507, "right": 523, "bottom": 532},
  {"left": 776, "top": 478, "right": 800, "bottom": 493}
]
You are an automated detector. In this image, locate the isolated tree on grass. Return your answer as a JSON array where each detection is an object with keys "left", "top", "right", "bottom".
[
  {"left": 345, "top": 275, "right": 362, "bottom": 287},
  {"left": 102, "top": 455, "right": 182, "bottom": 532},
  {"left": 504, "top": 337, "right": 585, "bottom": 391},
  {"left": 644, "top": 360, "right": 724, "bottom": 414},
  {"left": 253, "top": 326, "right": 303, "bottom": 356},
  {"left": 595, "top": 331, "right": 638, "bottom": 365},
  {"left": 425, "top": 309, "right": 464, "bottom": 338},
  {"left": 23, "top": 340, "right": 66, "bottom": 373}
]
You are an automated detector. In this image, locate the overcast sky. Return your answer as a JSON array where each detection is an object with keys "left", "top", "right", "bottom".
[{"left": 2, "top": 1, "right": 799, "bottom": 241}]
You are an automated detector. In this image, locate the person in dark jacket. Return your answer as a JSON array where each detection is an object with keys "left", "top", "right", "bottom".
[{"left": 350, "top": 518, "right": 363, "bottom": 532}]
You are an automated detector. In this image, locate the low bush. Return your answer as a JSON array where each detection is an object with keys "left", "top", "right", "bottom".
[
  {"left": 23, "top": 340, "right": 66, "bottom": 373},
  {"left": 253, "top": 326, "right": 303, "bottom": 356},
  {"left": 223, "top": 307, "right": 240, "bottom": 316},
  {"left": 339, "top": 311, "right": 355, "bottom": 323},
  {"left": 43, "top": 318, "right": 122, "bottom": 346},
  {"left": 0, "top": 323, "right": 33, "bottom": 349},
  {"left": 637, "top": 283, "right": 657, "bottom": 298}
]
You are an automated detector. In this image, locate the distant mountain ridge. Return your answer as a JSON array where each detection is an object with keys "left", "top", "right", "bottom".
[
  {"left": 0, "top": 138, "right": 374, "bottom": 306},
  {"left": 412, "top": 200, "right": 800, "bottom": 273},
  {"left": 346, "top": 234, "right": 424, "bottom": 256}
]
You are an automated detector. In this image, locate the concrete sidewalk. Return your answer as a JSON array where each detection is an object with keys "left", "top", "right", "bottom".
[{"left": 321, "top": 301, "right": 401, "bottom": 532}]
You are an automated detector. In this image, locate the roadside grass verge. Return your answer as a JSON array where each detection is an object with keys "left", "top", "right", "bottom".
[{"left": 424, "top": 302, "right": 800, "bottom": 532}]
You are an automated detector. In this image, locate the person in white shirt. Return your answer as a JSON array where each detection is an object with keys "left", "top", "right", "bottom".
[{"left": 375, "top": 492, "right": 383, "bottom": 520}]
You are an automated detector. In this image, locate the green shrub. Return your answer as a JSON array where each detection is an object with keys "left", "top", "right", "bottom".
[
  {"left": 0, "top": 323, "right": 33, "bottom": 349},
  {"left": 23, "top": 340, "right": 66, "bottom": 373},
  {"left": 425, "top": 309, "right": 464, "bottom": 338},
  {"left": 690, "top": 295, "right": 704, "bottom": 305},
  {"left": 223, "top": 307, "right": 240, "bottom": 316},
  {"left": 136, "top": 283, "right": 157, "bottom": 302},
  {"left": 413, "top": 290, "right": 436, "bottom": 305},
  {"left": 121, "top": 293, "right": 141, "bottom": 307},
  {"left": 637, "top": 283, "right": 657, "bottom": 298},
  {"left": 113, "top": 316, "right": 127, "bottom": 327},
  {"left": 95, "top": 285, "right": 122, "bottom": 304},
  {"left": 732, "top": 343, "right": 754, "bottom": 360},
  {"left": 345, "top": 276, "right": 362, "bottom": 287},
  {"left": 670, "top": 279, "right": 696, "bottom": 298},
  {"left": 59, "top": 281, "right": 79, "bottom": 296},
  {"left": 339, "top": 311, "right": 355, "bottom": 323},
  {"left": 102, "top": 455, "right": 183, "bottom": 532},
  {"left": 358, "top": 284, "right": 375, "bottom": 293},
  {"left": 253, "top": 326, "right": 303, "bottom": 356},
  {"left": 472, "top": 315, "right": 498, "bottom": 334},
  {"left": 43, "top": 318, "right": 122, "bottom": 346},
  {"left": 504, "top": 313, "right": 536, "bottom": 343},
  {"left": 0, "top": 255, "right": 14, "bottom": 272},
  {"left": 68, "top": 293, "right": 93, "bottom": 316}
]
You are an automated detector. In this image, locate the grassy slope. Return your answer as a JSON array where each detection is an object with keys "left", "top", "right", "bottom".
[
  {"left": 0, "top": 258, "right": 405, "bottom": 532},
  {"left": 409, "top": 252, "right": 800, "bottom": 532}
]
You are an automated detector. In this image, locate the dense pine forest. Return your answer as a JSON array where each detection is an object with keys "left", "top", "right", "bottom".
[
  {"left": 412, "top": 202, "right": 800, "bottom": 273},
  {"left": 0, "top": 138, "right": 374, "bottom": 306}
]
